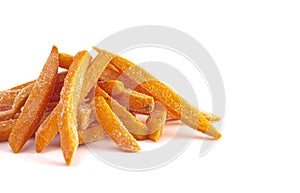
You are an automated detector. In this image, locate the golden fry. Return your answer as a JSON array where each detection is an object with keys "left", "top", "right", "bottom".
[
  {"left": 8, "top": 46, "right": 59, "bottom": 153},
  {"left": 94, "top": 90, "right": 140, "bottom": 152},
  {"left": 59, "top": 50, "right": 91, "bottom": 165}
]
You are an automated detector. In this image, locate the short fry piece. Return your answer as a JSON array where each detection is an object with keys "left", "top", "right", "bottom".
[
  {"left": 94, "top": 92, "right": 140, "bottom": 152},
  {"left": 105, "top": 53, "right": 221, "bottom": 139},
  {"left": 0, "top": 83, "right": 34, "bottom": 121},
  {"left": 59, "top": 51, "right": 91, "bottom": 165},
  {"left": 114, "top": 88, "right": 154, "bottom": 115},
  {"left": 0, "top": 119, "right": 16, "bottom": 142},
  {"left": 96, "top": 86, "right": 149, "bottom": 137},
  {"left": 147, "top": 101, "right": 167, "bottom": 142},
  {"left": 78, "top": 123, "right": 106, "bottom": 144},
  {"left": 59, "top": 53, "right": 74, "bottom": 69},
  {"left": 8, "top": 46, "right": 59, "bottom": 152},
  {"left": 98, "top": 80, "right": 124, "bottom": 96}
]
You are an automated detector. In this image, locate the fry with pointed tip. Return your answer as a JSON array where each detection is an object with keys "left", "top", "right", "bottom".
[
  {"left": 8, "top": 46, "right": 59, "bottom": 153},
  {"left": 59, "top": 50, "right": 91, "bottom": 165}
]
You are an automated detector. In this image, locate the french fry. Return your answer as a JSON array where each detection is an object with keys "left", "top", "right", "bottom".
[
  {"left": 0, "top": 119, "right": 16, "bottom": 142},
  {"left": 78, "top": 123, "right": 106, "bottom": 144},
  {"left": 101, "top": 50, "right": 221, "bottom": 139},
  {"left": 147, "top": 101, "right": 167, "bottom": 142},
  {"left": 100, "top": 63, "right": 121, "bottom": 80},
  {"left": 59, "top": 53, "right": 74, "bottom": 69},
  {"left": 50, "top": 71, "right": 67, "bottom": 102},
  {"left": 0, "top": 83, "right": 34, "bottom": 121},
  {"left": 35, "top": 104, "right": 61, "bottom": 153},
  {"left": 8, "top": 46, "right": 59, "bottom": 153},
  {"left": 59, "top": 50, "right": 91, "bottom": 165},
  {"left": 9, "top": 80, "right": 35, "bottom": 91},
  {"left": 80, "top": 49, "right": 115, "bottom": 100},
  {"left": 1, "top": 111, "right": 51, "bottom": 142},
  {"left": 96, "top": 86, "right": 149, "bottom": 137},
  {"left": 94, "top": 89, "right": 140, "bottom": 152},
  {"left": 0, "top": 90, "right": 19, "bottom": 110},
  {"left": 98, "top": 80, "right": 124, "bottom": 96},
  {"left": 114, "top": 88, "right": 154, "bottom": 115}
]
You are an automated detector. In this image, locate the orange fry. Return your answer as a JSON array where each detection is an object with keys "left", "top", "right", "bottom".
[
  {"left": 0, "top": 119, "right": 16, "bottom": 142},
  {"left": 8, "top": 46, "right": 59, "bottom": 153},
  {"left": 96, "top": 86, "right": 149, "bottom": 137},
  {"left": 35, "top": 104, "right": 61, "bottom": 153},
  {"left": 103, "top": 51, "right": 221, "bottom": 139},
  {"left": 0, "top": 90, "right": 19, "bottom": 110},
  {"left": 0, "top": 83, "right": 34, "bottom": 121},
  {"left": 59, "top": 53, "right": 74, "bottom": 69},
  {"left": 147, "top": 101, "right": 167, "bottom": 142},
  {"left": 98, "top": 80, "right": 124, "bottom": 96},
  {"left": 78, "top": 123, "right": 106, "bottom": 144},
  {"left": 59, "top": 50, "right": 91, "bottom": 165},
  {"left": 114, "top": 88, "right": 154, "bottom": 115},
  {"left": 94, "top": 89, "right": 140, "bottom": 152}
]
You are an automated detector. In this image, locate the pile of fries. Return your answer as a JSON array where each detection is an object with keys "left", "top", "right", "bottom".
[{"left": 0, "top": 46, "right": 222, "bottom": 165}]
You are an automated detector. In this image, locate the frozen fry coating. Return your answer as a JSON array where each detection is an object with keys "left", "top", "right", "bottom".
[
  {"left": 59, "top": 50, "right": 91, "bottom": 165},
  {"left": 147, "top": 101, "right": 167, "bottom": 142},
  {"left": 8, "top": 46, "right": 59, "bottom": 153},
  {"left": 0, "top": 44, "right": 222, "bottom": 166},
  {"left": 94, "top": 90, "right": 140, "bottom": 152}
]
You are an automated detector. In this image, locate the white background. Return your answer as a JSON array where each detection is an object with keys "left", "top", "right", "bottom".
[{"left": 0, "top": 0, "right": 299, "bottom": 192}]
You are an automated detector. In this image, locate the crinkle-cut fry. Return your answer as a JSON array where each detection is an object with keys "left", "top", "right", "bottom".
[
  {"left": 0, "top": 119, "right": 16, "bottom": 142},
  {"left": 59, "top": 53, "right": 74, "bottom": 69},
  {"left": 105, "top": 53, "right": 221, "bottom": 139},
  {"left": 114, "top": 88, "right": 154, "bottom": 115},
  {"left": 96, "top": 86, "right": 149, "bottom": 136},
  {"left": 78, "top": 123, "right": 106, "bottom": 144},
  {"left": 98, "top": 80, "right": 124, "bottom": 96},
  {"left": 80, "top": 49, "right": 115, "bottom": 101},
  {"left": 35, "top": 104, "right": 60, "bottom": 153},
  {"left": 0, "top": 83, "right": 34, "bottom": 121},
  {"left": 147, "top": 101, "right": 167, "bottom": 142},
  {"left": 59, "top": 51, "right": 91, "bottom": 166},
  {"left": 8, "top": 46, "right": 59, "bottom": 153},
  {"left": 94, "top": 91, "right": 140, "bottom": 152}
]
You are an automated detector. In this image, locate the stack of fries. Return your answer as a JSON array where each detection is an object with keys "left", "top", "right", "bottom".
[{"left": 0, "top": 46, "right": 222, "bottom": 165}]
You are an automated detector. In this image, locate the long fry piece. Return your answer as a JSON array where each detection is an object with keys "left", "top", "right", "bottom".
[
  {"left": 97, "top": 49, "right": 221, "bottom": 139},
  {"left": 94, "top": 89, "right": 140, "bottom": 152},
  {"left": 59, "top": 51, "right": 91, "bottom": 165},
  {"left": 8, "top": 46, "right": 59, "bottom": 153}
]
